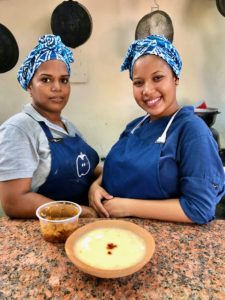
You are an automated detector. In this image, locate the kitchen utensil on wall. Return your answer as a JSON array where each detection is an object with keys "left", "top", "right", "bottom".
[
  {"left": 216, "top": 0, "right": 225, "bottom": 17},
  {"left": 51, "top": 0, "right": 92, "bottom": 48},
  {"left": 135, "top": 0, "right": 174, "bottom": 42},
  {"left": 0, "top": 24, "right": 19, "bottom": 73}
]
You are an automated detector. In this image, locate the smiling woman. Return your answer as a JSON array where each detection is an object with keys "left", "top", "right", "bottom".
[
  {"left": 88, "top": 35, "right": 225, "bottom": 225},
  {"left": 132, "top": 54, "right": 179, "bottom": 121},
  {"left": 0, "top": 34, "right": 100, "bottom": 219}
]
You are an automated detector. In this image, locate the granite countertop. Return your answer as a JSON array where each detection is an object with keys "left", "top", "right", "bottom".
[{"left": 0, "top": 217, "right": 225, "bottom": 300}]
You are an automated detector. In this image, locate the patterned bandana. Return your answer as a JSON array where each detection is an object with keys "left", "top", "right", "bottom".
[
  {"left": 121, "top": 35, "right": 182, "bottom": 79},
  {"left": 17, "top": 34, "right": 74, "bottom": 90}
]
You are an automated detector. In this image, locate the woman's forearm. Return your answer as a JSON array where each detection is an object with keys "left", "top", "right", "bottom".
[
  {"left": 1, "top": 191, "right": 52, "bottom": 219},
  {"left": 125, "top": 198, "right": 193, "bottom": 223},
  {"left": 0, "top": 179, "right": 53, "bottom": 218}
]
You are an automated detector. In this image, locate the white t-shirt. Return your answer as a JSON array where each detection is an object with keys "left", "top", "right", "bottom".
[{"left": 0, "top": 104, "right": 83, "bottom": 192}]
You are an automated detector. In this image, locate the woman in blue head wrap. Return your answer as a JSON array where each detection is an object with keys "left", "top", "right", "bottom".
[
  {"left": 89, "top": 35, "right": 225, "bottom": 224},
  {"left": 0, "top": 34, "right": 100, "bottom": 218}
]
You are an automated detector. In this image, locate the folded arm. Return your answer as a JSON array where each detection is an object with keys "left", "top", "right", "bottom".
[
  {"left": 0, "top": 178, "right": 52, "bottom": 218},
  {"left": 102, "top": 197, "right": 193, "bottom": 222},
  {"left": 89, "top": 173, "right": 191, "bottom": 222},
  {"left": 0, "top": 177, "right": 99, "bottom": 219}
]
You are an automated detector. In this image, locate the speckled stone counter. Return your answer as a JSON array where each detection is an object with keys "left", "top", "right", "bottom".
[{"left": 0, "top": 217, "right": 225, "bottom": 300}]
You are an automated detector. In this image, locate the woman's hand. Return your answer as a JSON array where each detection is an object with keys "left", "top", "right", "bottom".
[
  {"left": 104, "top": 197, "right": 192, "bottom": 222},
  {"left": 102, "top": 197, "right": 131, "bottom": 218},
  {"left": 88, "top": 180, "right": 113, "bottom": 218}
]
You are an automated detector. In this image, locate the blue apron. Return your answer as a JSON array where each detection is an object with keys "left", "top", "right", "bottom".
[
  {"left": 102, "top": 111, "right": 180, "bottom": 200},
  {"left": 37, "top": 121, "right": 99, "bottom": 205}
]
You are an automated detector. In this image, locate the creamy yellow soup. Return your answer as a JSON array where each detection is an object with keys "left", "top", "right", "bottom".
[{"left": 74, "top": 227, "right": 146, "bottom": 270}]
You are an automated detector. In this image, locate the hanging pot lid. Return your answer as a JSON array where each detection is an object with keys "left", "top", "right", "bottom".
[
  {"left": 0, "top": 24, "right": 19, "bottom": 73},
  {"left": 51, "top": 0, "right": 92, "bottom": 48},
  {"left": 135, "top": 10, "right": 174, "bottom": 42},
  {"left": 216, "top": 0, "right": 225, "bottom": 17}
]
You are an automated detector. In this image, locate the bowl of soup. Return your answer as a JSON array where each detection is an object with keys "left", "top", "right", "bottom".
[
  {"left": 36, "top": 201, "right": 82, "bottom": 243},
  {"left": 65, "top": 220, "right": 155, "bottom": 278}
]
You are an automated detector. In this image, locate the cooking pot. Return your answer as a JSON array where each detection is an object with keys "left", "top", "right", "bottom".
[
  {"left": 194, "top": 108, "right": 220, "bottom": 127},
  {"left": 51, "top": 0, "right": 92, "bottom": 48},
  {"left": 0, "top": 24, "right": 19, "bottom": 73}
]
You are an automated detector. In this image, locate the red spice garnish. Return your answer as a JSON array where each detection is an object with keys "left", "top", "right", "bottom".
[
  {"left": 106, "top": 243, "right": 117, "bottom": 255},
  {"left": 107, "top": 243, "right": 117, "bottom": 250}
]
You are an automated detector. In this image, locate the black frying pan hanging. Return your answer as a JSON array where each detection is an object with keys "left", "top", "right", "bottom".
[
  {"left": 51, "top": 0, "right": 92, "bottom": 48},
  {"left": 0, "top": 24, "right": 19, "bottom": 73},
  {"left": 135, "top": 10, "right": 174, "bottom": 42},
  {"left": 216, "top": 0, "right": 225, "bottom": 17}
]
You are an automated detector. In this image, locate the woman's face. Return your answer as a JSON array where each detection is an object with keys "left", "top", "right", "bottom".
[
  {"left": 132, "top": 55, "right": 179, "bottom": 121},
  {"left": 27, "top": 60, "right": 70, "bottom": 117}
]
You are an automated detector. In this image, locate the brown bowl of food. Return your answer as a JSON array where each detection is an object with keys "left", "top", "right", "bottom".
[
  {"left": 36, "top": 201, "right": 82, "bottom": 243},
  {"left": 65, "top": 220, "right": 155, "bottom": 278}
]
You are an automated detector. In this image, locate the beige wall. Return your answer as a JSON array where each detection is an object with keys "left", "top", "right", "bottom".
[{"left": 0, "top": 0, "right": 225, "bottom": 157}]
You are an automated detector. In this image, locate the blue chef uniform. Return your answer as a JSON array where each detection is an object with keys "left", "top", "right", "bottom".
[
  {"left": 102, "top": 106, "right": 225, "bottom": 224},
  {"left": 37, "top": 122, "right": 99, "bottom": 205}
]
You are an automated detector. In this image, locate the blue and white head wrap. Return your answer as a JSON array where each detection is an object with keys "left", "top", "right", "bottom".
[
  {"left": 121, "top": 35, "right": 182, "bottom": 80},
  {"left": 17, "top": 34, "right": 74, "bottom": 90}
]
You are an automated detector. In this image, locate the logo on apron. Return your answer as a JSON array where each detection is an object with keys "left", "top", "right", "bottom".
[{"left": 76, "top": 152, "right": 90, "bottom": 177}]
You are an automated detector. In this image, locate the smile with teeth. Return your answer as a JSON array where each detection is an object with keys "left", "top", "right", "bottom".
[{"left": 145, "top": 97, "right": 161, "bottom": 106}]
